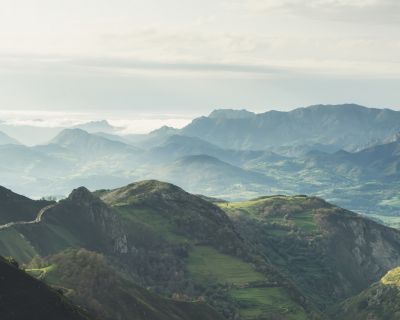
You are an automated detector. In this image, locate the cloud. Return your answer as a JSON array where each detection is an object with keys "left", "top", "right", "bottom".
[
  {"left": 72, "top": 57, "right": 284, "bottom": 75},
  {"left": 0, "top": 109, "right": 193, "bottom": 133},
  {"left": 233, "top": 0, "right": 400, "bottom": 23}
]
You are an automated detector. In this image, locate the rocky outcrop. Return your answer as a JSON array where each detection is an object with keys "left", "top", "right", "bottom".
[
  {"left": 67, "top": 187, "right": 128, "bottom": 254},
  {"left": 317, "top": 209, "right": 400, "bottom": 298}
]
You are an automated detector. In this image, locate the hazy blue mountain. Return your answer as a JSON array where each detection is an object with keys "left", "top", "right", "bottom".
[
  {"left": 0, "top": 131, "right": 20, "bottom": 145},
  {"left": 93, "top": 131, "right": 132, "bottom": 144},
  {"left": 0, "top": 144, "right": 74, "bottom": 176},
  {"left": 303, "top": 136, "right": 400, "bottom": 180},
  {"left": 209, "top": 109, "right": 255, "bottom": 119},
  {"left": 181, "top": 104, "right": 400, "bottom": 150},
  {"left": 0, "top": 123, "right": 62, "bottom": 146},
  {"left": 51, "top": 128, "right": 141, "bottom": 158},
  {"left": 73, "top": 120, "right": 117, "bottom": 133},
  {"left": 150, "top": 155, "right": 275, "bottom": 198},
  {"left": 124, "top": 126, "right": 180, "bottom": 148},
  {"left": 147, "top": 134, "right": 278, "bottom": 166}
]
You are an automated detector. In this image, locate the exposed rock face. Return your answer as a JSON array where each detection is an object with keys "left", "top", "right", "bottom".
[
  {"left": 101, "top": 180, "right": 244, "bottom": 253},
  {"left": 317, "top": 210, "right": 400, "bottom": 298},
  {"left": 41, "top": 187, "right": 129, "bottom": 254},
  {"left": 68, "top": 187, "right": 129, "bottom": 254}
]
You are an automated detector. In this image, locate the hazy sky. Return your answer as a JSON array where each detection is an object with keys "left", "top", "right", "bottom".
[{"left": 0, "top": 0, "right": 399, "bottom": 120}]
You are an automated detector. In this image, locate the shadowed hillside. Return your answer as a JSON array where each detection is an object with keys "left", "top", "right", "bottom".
[{"left": 0, "top": 255, "right": 92, "bottom": 320}]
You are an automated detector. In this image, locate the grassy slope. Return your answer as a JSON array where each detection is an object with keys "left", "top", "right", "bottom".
[
  {"left": 219, "top": 196, "right": 333, "bottom": 310},
  {"left": 218, "top": 195, "right": 400, "bottom": 312},
  {"left": 0, "top": 181, "right": 317, "bottom": 320},
  {"left": 187, "top": 246, "right": 308, "bottom": 320},
  {"left": 220, "top": 193, "right": 400, "bottom": 320},
  {"left": 101, "top": 181, "right": 313, "bottom": 320}
]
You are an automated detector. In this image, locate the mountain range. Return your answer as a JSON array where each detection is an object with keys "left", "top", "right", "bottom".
[
  {"left": 1, "top": 104, "right": 400, "bottom": 217},
  {"left": 181, "top": 104, "right": 400, "bottom": 150}
]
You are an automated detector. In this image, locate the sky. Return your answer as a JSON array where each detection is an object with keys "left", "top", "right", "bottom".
[{"left": 0, "top": 0, "right": 399, "bottom": 130}]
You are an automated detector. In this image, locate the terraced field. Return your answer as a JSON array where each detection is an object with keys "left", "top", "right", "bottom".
[{"left": 187, "top": 245, "right": 308, "bottom": 319}]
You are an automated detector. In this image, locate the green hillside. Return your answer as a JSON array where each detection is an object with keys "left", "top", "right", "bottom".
[
  {"left": 219, "top": 195, "right": 400, "bottom": 311},
  {"left": 100, "top": 180, "right": 315, "bottom": 319},
  {"left": 2, "top": 180, "right": 400, "bottom": 319}
]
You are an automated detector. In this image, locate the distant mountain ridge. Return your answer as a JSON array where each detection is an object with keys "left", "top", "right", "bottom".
[
  {"left": 51, "top": 128, "right": 141, "bottom": 157},
  {"left": 181, "top": 104, "right": 400, "bottom": 150},
  {"left": 0, "top": 131, "right": 19, "bottom": 145},
  {"left": 73, "top": 120, "right": 117, "bottom": 133}
]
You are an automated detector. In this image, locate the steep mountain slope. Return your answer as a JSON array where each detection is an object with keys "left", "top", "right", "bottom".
[
  {"left": 3, "top": 181, "right": 400, "bottom": 319},
  {"left": 181, "top": 104, "right": 400, "bottom": 150},
  {"left": 100, "top": 181, "right": 317, "bottom": 320},
  {"left": 27, "top": 248, "right": 223, "bottom": 320},
  {"left": 0, "top": 131, "right": 19, "bottom": 145},
  {"left": 0, "top": 185, "right": 229, "bottom": 320},
  {"left": 0, "top": 182, "right": 315, "bottom": 320},
  {"left": 220, "top": 196, "right": 400, "bottom": 310},
  {"left": 0, "top": 186, "right": 128, "bottom": 262},
  {"left": 0, "top": 255, "right": 92, "bottom": 320},
  {"left": 333, "top": 267, "right": 400, "bottom": 319}
]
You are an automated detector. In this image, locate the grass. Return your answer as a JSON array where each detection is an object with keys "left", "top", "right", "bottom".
[
  {"left": 219, "top": 196, "right": 318, "bottom": 233},
  {"left": 26, "top": 264, "right": 56, "bottom": 280},
  {"left": 187, "top": 246, "right": 265, "bottom": 286},
  {"left": 0, "top": 228, "right": 38, "bottom": 263},
  {"left": 114, "top": 206, "right": 188, "bottom": 244},
  {"left": 381, "top": 267, "right": 400, "bottom": 287},
  {"left": 231, "top": 287, "right": 308, "bottom": 320},
  {"left": 187, "top": 246, "right": 307, "bottom": 319}
]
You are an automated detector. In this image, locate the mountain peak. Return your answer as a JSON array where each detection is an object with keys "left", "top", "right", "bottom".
[
  {"left": 51, "top": 128, "right": 90, "bottom": 143},
  {"left": 67, "top": 186, "right": 97, "bottom": 203},
  {"left": 100, "top": 180, "right": 190, "bottom": 206},
  {"left": 149, "top": 126, "right": 179, "bottom": 136},
  {"left": 73, "top": 120, "right": 116, "bottom": 133},
  {"left": 209, "top": 109, "right": 255, "bottom": 119}
]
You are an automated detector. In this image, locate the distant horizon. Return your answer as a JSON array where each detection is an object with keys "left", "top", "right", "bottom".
[{"left": 1, "top": 103, "right": 400, "bottom": 136}]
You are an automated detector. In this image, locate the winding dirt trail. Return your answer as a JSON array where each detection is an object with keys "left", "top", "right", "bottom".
[{"left": 0, "top": 204, "right": 56, "bottom": 231}]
